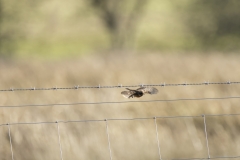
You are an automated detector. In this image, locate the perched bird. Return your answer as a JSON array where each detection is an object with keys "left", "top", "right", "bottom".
[{"left": 121, "top": 87, "right": 158, "bottom": 98}]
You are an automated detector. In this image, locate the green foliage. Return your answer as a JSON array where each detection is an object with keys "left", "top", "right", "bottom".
[
  {"left": 184, "top": 0, "right": 240, "bottom": 51},
  {"left": 0, "top": 0, "right": 29, "bottom": 57}
]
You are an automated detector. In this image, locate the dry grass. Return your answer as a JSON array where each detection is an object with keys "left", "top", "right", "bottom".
[{"left": 1, "top": 53, "right": 240, "bottom": 159}]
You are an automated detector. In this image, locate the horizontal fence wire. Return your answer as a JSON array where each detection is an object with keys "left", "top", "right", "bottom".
[
  {"left": 1, "top": 81, "right": 240, "bottom": 160},
  {"left": 0, "top": 81, "right": 239, "bottom": 92},
  {"left": 0, "top": 96, "right": 240, "bottom": 108},
  {"left": 2, "top": 113, "right": 240, "bottom": 160},
  {"left": 1, "top": 113, "right": 240, "bottom": 126}
]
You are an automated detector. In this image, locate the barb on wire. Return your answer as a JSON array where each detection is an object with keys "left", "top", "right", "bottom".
[
  {"left": 0, "top": 96, "right": 240, "bottom": 108},
  {"left": 0, "top": 81, "right": 239, "bottom": 92}
]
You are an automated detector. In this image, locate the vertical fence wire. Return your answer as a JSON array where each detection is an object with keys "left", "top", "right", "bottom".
[
  {"left": 2, "top": 113, "right": 240, "bottom": 160},
  {"left": 202, "top": 115, "right": 211, "bottom": 159},
  {"left": 7, "top": 124, "right": 14, "bottom": 160},
  {"left": 56, "top": 121, "right": 64, "bottom": 160},
  {"left": 105, "top": 119, "right": 113, "bottom": 160},
  {"left": 154, "top": 117, "right": 162, "bottom": 160}
]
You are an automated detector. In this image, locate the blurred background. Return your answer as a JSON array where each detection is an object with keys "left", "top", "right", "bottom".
[
  {"left": 1, "top": 0, "right": 240, "bottom": 57},
  {"left": 1, "top": 0, "right": 240, "bottom": 159}
]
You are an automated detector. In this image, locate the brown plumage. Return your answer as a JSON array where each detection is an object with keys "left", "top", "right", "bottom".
[{"left": 121, "top": 87, "right": 158, "bottom": 98}]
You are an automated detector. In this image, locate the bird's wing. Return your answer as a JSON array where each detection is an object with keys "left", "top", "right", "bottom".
[
  {"left": 121, "top": 91, "right": 132, "bottom": 98},
  {"left": 137, "top": 87, "right": 158, "bottom": 94}
]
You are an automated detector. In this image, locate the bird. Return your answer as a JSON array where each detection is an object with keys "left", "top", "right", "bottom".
[{"left": 121, "top": 87, "right": 158, "bottom": 98}]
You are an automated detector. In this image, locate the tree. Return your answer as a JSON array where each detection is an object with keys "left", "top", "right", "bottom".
[{"left": 89, "top": 0, "right": 147, "bottom": 50}]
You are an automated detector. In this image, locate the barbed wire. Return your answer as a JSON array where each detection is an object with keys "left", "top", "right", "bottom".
[
  {"left": 0, "top": 81, "right": 239, "bottom": 92},
  {"left": 1, "top": 81, "right": 240, "bottom": 159},
  {"left": 0, "top": 96, "right": 239, "bottom": 108}
]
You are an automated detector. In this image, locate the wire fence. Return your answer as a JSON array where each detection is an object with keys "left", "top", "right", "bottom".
[
  {"left": 0, "top": 96, "right": 240, "bottom": 108},
  {"left": 1, "top": 113, "right": 240, "bottom": 160},
  {"left": 0, "top": 81, "right": 239, "bottom": 92},
  {"left": 1, "top": 82, "right": 240, "bottom": 159}
]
